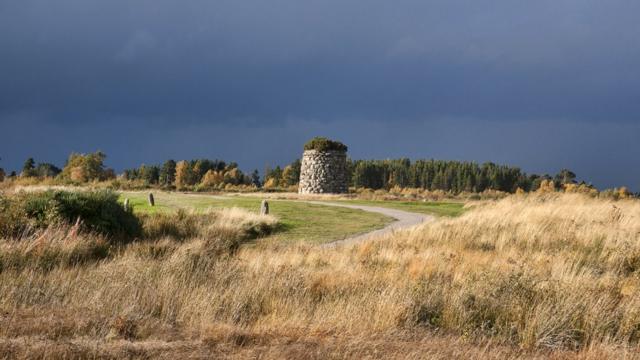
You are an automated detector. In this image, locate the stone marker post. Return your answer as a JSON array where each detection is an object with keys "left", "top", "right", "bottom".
[
  {"left": 260, "top": 200, "right": 269, "bottom": 215},
  {"left": 148, "top": 193, "right": 155, "bottom": 207},
  {"left": 123, "top": 198, "right": 130, "bottom": 211}
]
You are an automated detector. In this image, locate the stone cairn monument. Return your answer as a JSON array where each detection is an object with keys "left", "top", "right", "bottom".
[{"left": 298, "top": 137, "right": 349, "bottom": 194}]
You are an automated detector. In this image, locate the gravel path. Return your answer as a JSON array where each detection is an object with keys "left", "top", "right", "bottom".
[{"left": 304, "top": 201, "right": 434, "bottom": 248}]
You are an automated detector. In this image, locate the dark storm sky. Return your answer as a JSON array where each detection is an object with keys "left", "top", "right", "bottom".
[{"left": 1, "top": 0, "right": 639, "bottom": 189}]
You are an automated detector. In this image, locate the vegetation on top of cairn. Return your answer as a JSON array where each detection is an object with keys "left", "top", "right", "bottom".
[{"left": 303, "top": 137, "right": 348, "bottom": 152}]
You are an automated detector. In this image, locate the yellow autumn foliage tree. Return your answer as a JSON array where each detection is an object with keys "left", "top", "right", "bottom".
[
  {"left": 201, "top": 169, "right": 224, "bottom": 188},
  {"left": 263, "top": 177, "right": 277, "bottom": 189},
  {"left": 174, "top": 161, "right": 194, "bottom": 189},
  {"left": 60, "top": 151, "right": 113, "bottom": 183},
  {"left": 536, "top": 179, "right": 556, "bottom": 193}
]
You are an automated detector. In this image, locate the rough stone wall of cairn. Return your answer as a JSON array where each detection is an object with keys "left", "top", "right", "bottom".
[{"left": 298, "top": 150, "right": 348, "bottom": 194}]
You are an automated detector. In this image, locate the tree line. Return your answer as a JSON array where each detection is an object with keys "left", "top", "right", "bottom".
[
  {"left": 265, "top": 158, "right": 588, "bottom": 193},
  {"left": 122, "top": 159, "right": 260, "bottom": 189},
  {"left": 4, "top": 151, "right": 596, "bottom": 194},
  {"left": 349, "top": 159, "right": 583, "bottom": 193},
  {"left": 13, "top": 152, "right": 115, "bottom": 183},
  {"left": 4, "top": 152, "right": 259, "bottom": 189}
]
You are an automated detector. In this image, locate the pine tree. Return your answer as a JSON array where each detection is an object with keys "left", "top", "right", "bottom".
[
  {"left": 139, "top": 165, "right": 160, "bottom": 184},
  {"left": 159, "top": 160, "right": 177, "bottom": 185},
  {"left": 554, "top": 169, "right": 577, "bottom": 187},
  {"left": 34, "top": 163, "right": 61, "bottom": 178},
  {"left": 22, "top": 157, "right": 36, "bottom": 177},
  {"left": 251, "top": 169, "right": 261, "bottom": 187}
]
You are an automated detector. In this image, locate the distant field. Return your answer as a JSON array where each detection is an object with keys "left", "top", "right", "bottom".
[
  {"left": 340, "top": 199, "right": 466, "bottom": 217},
  {"left": 119, "top": 191, "right": 394, "bottom": 244}
]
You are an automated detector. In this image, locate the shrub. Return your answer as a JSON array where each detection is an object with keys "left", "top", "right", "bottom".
[
  {"left": 303, "top": 137, "right": 348, "bottom": 152},
  {"left": 0, "top": 190, "right": 141, "bottom": 240}
]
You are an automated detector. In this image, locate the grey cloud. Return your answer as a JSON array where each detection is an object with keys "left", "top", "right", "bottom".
[{"left": 0, "top": 0, "right": 639, "bottom": 189}]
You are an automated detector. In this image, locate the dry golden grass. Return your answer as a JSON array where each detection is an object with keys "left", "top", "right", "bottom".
[
  {"left": 1, "top": 193, "right": 640, "bottom": 359},
  {"left": 0, "top": 221, "right": 110, "bottom": 272},
  {"left": 139, "top": 207, "right": 278, "bottom": 241}
]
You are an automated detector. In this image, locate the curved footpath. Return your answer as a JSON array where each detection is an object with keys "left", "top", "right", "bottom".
[
  {"left": 304, "top": 201, "right": 434, "bottom": 248},
  {"left": 207, "top": 194, "right": 434, "bottom": 247}
]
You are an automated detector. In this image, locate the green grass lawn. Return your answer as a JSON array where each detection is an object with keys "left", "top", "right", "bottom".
[
  {"left": 119, "top": 191, "right": 394, "bottom": 244},
  {"left": 338, "top": 199, "right": 466, "bottom": 217}
]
